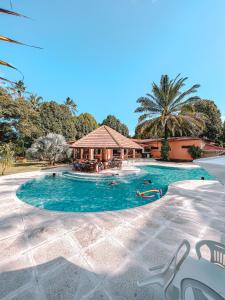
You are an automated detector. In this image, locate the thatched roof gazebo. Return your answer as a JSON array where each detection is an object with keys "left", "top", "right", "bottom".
[{"left": 70, "top": 125, "right": 142, "bottom": 161}]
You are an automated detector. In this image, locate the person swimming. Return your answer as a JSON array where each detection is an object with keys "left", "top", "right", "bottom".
[
  {"left": 109, "top": 181, "right": 119, "bottom": 186},
  {"left": 143, "top": 179, "right": 152, "bottom": 185}
]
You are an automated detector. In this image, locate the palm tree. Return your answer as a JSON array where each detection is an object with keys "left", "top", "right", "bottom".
[
  {"left": 64, "top": 97, "right": 77, "bottom": 115},
  {"left": 28, "top": 94, "right": 43, "bottom": 110},
  {"left": 10, "top": 80, "right": 26, "bottom": 98},
  {"left": 135, "top": 74, "right": 205, "bottom": 160}
]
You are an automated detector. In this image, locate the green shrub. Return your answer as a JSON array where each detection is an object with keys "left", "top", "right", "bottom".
[
  {"left": 188, "top": 145, "right": 202, "bottom": 159},
  {"left": 0, "top": 143, "right": 15, "bottom": 175}
]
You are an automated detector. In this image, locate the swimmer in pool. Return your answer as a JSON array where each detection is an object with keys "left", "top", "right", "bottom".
[
  {"left": 109, "top": 181, "right": 119, "bottom": 186},
  {"left": 143, "top": 179, "right": 152, "bottom": 185}
]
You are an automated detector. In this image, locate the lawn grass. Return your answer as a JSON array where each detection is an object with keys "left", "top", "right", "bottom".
[
  {"left": 0, "top": 160, "right": 68, "bottom": 176},
  {"left": 1, "top": 160, "right": 68, "bottom": 176}
]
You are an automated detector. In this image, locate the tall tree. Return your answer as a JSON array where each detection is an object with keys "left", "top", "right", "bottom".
[
  {"left": 135, "top": 74, "right": 204, "bottom": 160},
  {"left": 0, "top": 87, "right": 42, "bottom": 149},
  {"left": 11, "top": 80, "right": 26, "bottom": 98},
  {"left": 101, "top": 115, "right": 129, "bottom": 137},
  {"left": 75, "top": 113, "right": 98, "bottom": 139},
  {"left": 28, "top": 94, "right": 43, "bottom": 110},
  {"left": 64, "top": 97, "right": 77, "bottom": 115},
  {"left": 39, "top": 101, "right": 77, "bottom": 140},
  {"left": 220, "top": 121, "right": 225, "bottom": 146},
  {"left": 182, "top": 100, "right": 222, "bottom": 141}
]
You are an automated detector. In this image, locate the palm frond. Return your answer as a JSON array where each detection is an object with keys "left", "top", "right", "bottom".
[
  {"left": 0, "top": 59, "right": 16, "bottom": 69},
  {"left": 170, "top": 84, "right": 200, "bottom": 110},
  {"left": 172, "top": 96, "right": 201, "bottom": 111},
  {"left": 0, "top": 35, "right": 42, "bottom": 49},
  {"left": 136, "top": 97, "right": 161, "bottom": 112},
  {"left": 0, "top": 76, "right": 15, "bottom": 84},
  {"left": 0, "top": 8, "right": 28, "bottom": 18}
]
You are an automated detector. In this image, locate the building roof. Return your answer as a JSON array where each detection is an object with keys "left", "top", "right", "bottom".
[
  {"left": 133, "top": 137, "right": 204, "bottom": 144},
  {"left": 71, "top": 125, "right": 143, "bottom": 149},
  {"left": 203, "top": 144, "right": 225, "bottom": 152}
]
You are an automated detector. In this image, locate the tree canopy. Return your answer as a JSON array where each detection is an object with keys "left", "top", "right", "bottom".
[
  {"left": 135, "top": 74, "right": 205, "bottom": 140},
  {"left": 181, "top": 100, "right": 222, "bottom": 141},
  {"left": 0, "top": 87, "right": 41, "bottom": 148},
  {"left": 0, "top": 85, "right": 78, "bottom": 155},
  {"left": 222, "top": 122, "right": 225, "bottom": 145},
  {"left": 75, "top": 113, "right": 98, "bottom": 139},
  {"left": 39, "top": 101, "right": 77, "bottom": 140},
  {"left": 101, "top": 115, "right": 129, "bottom": 137}
]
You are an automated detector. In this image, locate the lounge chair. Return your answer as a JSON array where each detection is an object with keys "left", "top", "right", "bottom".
[
  {"left": 181, "top": 278, "right": 224, "bottom": 300},
  {"left": 196, "top": 240, "right": 225, "bottom": 268},
  {"left": 137, "top": 240, "right": 190, "bottom": 300}
]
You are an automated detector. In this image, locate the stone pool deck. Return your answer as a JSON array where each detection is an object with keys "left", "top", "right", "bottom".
[{"left": 0, "top": 167, "right": 225, "bottom": 299}]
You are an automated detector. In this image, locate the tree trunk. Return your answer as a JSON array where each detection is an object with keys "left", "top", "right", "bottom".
[
  {"left": 164, "top": 122, "right": 168, "bottom": 140},
  {"left": 161, "top": 122, "right": 170, "bottom": 161}
]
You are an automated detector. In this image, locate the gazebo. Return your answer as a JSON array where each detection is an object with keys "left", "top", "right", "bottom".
[{"left": 70, "top": 125, "right": 143, "bottom": 161}]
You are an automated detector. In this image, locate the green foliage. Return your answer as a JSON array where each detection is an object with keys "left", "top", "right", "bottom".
[
  {"left": 39, "top": 102, "right": 77, "bottom": 140},
  {"left": 182, "top": 100, "right": 222, "bottom": 140},
  {"left": 161, "top": 139, "right": 170, "bottom": 161},
  {"left": 0, "top": 87, "right": 42, "bottom": 147},
  {"left": 102, "top": 115, "right": 129, "bottom": 137},
  {"left": 0, "top": 86, "right": 78, "bottom": 154},
  {"left": 188, "top": 145, "right": 202, "bottom": 159},
  {"left": 75, "top": 113, "right": 98, "bottom": 139},
  {"left": 0, "top": 143, "right": 15, "bottom": 175},
  {"left": 135, "top": 74, "right": 204, "bottom": 139},
  {"left": 28, "top": 94, "right": 43, "bottom": 110},
  {"left": 222, "top": 122, "right": 225, "bottom": 145},
  {"left": 64, "top": 97, "right": 77, "bottom": 115}
]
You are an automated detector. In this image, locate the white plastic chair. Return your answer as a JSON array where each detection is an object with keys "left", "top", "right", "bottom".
[
  {"left": 196, "top": 240, "right": 225, "bottom": 268},
  {"left": 181, "top": 278, "right": 224, "bottom": 300},
  {"left": 137, "top": 240, "right": 190, "bottom": 300}
]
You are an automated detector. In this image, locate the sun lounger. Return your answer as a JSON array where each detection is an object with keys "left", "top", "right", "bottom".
[{"left": 137, "top": 240, "right": 190, "bottom": 300}]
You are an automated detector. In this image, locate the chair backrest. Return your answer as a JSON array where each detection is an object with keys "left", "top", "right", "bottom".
[
  {"left": 164, "top": 240, "right": 191, "bottom": 298},
  {"left": 181, "top": 278, "right": 224, "bottom": 300},
  {"left": 196, "top": 240, "right": 225, "bottom": 268}
]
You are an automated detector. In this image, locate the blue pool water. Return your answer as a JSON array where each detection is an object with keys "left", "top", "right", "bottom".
[{"left": 16, "top": 165, "right": 214, "bottom": 212}]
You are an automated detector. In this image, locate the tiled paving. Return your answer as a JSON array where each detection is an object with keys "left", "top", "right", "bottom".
[{"left": 0, "top": 168, "right": 225, "bottom": 299}]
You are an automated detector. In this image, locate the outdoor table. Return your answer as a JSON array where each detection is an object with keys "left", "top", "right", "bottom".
[{"left": 172, "top": 256, "right": 225, "bottom": 299}]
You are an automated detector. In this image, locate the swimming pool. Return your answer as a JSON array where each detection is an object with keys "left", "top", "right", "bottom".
[{"left": 16, "top": 165, "right": 214, "bottom": 212}]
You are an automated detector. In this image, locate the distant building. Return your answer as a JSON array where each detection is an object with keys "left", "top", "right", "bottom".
[{"left": 133, "top": 137, "right": 225, "bottom": 161}]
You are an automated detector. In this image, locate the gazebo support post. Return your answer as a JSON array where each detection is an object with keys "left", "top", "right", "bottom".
[
  {"left": 133, "top": 149, "right": 136, "bottom": 159},
  {"left": 120, "top": 149, "right": 124, "bottom": 160},
  {"left": 88, "top": 149, "right": 94, "bottom": 160},
  {"left": 80, "top": 148, "right": 84, "bottom": 160}
]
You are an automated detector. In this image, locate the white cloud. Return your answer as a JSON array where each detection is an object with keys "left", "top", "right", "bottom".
[{"left": 221, "top": 115, "right": 225, "bottom": 123}]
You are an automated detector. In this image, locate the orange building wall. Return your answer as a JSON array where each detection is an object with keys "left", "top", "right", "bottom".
[
  {"left": 169, "top": 139, "right": 205, "bottom": 161},
  {"left": 142, "top": 139, "right": 205, "bottom": 161}
]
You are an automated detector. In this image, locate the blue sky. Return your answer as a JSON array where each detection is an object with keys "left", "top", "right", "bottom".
[{"left": 1, "top": 0, "right": 225, "bottom": 134}]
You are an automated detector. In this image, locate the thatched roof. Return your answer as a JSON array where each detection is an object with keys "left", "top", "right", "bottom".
[{"left": 71, "top": 125, "right": 143, "bottom": 149}]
